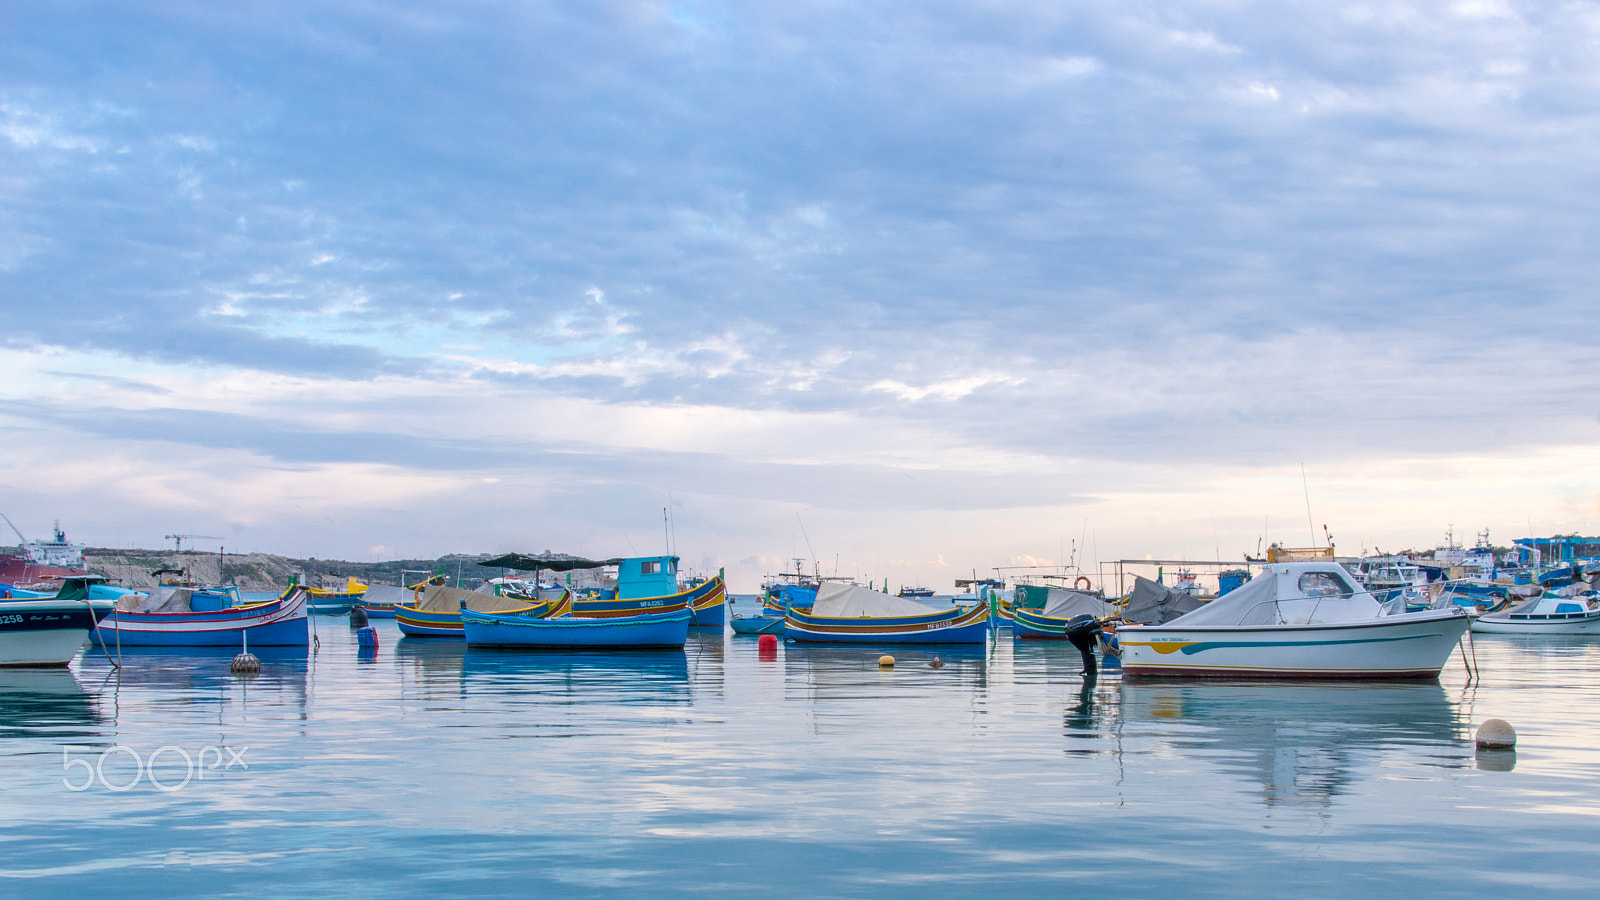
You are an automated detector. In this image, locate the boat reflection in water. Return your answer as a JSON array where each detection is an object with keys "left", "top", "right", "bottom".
[
  {"left": 459, "top": 647, "right": 691, "bottom": 705},
  {"left": 780, "top": 643, "right": 989, "bottom": 703},
  {"left": 74, "top": 645, "right": 311, "bottom": 718},
  {"left": 396, "top": 638, "right": 469, "bottom": 701},
  {"left": 0, "top": 668, "right": 102, "bottom": 740},
  {"left": 1117, "top": 679, "right": 1466, "bottom": 807}
]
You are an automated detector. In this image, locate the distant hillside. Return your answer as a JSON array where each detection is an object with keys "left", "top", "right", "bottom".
[{"left": 82, "top": 548, "right": 502, "bottom": 591}]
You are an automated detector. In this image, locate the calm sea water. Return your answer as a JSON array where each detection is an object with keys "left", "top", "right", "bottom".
[{"left": 2, "top": 610, "right": 1597, "bottom": 898}]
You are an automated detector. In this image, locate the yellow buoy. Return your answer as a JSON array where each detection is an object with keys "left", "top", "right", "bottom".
[{"left": 878, "top": 655, "right": 895, "bottom": 667}]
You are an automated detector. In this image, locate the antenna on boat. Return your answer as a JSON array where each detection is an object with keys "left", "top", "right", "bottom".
[
  {"left": 1301, "top": 464, "right": 1318, "bottom": 547},
  {"left": 795, "top": 513, "right": 817, "bottom": 572},
  {"left": 663, "top": 507, "right": 670, "bottom": 556}
]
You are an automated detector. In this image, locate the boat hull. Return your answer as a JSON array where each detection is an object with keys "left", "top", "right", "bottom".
[
  {"left": 784, "top": 604, "right": 989, "bottom": 644},
  {"left": 396, "top": 606, "right": 464, "bottom": 637},
  {"left": 1011, "top": 608, "right": 1076, "bottom": 640},
  {"left": 462, "top": 608, "right": 691, "bottom": 649},
  {"left": 97, "top": 589, "right": 310, "bottom": 647},
  {"left": 1119, "top": 609, "right": 1470, "bottom": 679},
  {"left": 0, "top": 601, "right": 103, "bottom": 666}
]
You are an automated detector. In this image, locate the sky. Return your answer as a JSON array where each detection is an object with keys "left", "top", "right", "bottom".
[{"left": 2, "top": 1, "right": 1598, "bottom": 591}]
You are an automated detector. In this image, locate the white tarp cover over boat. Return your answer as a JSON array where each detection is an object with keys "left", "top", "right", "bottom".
[
  {"left": 811, "top": 583, "right": 940, "bottom": 618},
  {"left": 1041, "top": 589, "right": 1115, "bottom": 619},
  {"left": 414, "top": 583, "right": 535, "bottom": 613},
  {"left": 1163, "top": 563, "right": 1379, "bottom": 627},
  {"left": 1120, "top": 577, "right": 1204, "bottom": 625},
  {"left": 116, "top": 585, "right": 194, "bottom": 613},
  {"left": 363, "top": 584, "right": 406, "bottom": 607}
]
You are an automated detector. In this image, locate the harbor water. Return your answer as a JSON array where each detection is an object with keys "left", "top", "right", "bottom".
[{"left": 2, "top": 615, "right": 1598, "bottom": 897}]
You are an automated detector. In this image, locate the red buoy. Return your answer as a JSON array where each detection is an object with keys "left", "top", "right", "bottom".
[{"left": 757, "top": 634, "right": 778, "bottom": 650}]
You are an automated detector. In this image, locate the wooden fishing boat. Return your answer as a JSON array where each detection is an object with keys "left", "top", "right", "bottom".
[
  {"left": 0, "top": 576, "right": 115, "bottom": 666},
  {"left": 1119, "top": 562, "right": 1470, "bottom": 678},
  {"left": 478, "top": 553, "right": 725, "bottom": 626},
  {"left": 462, "top": 605, "right": 692, "bottom": 649},
  {"left": 784, "top": 584, "right": 989, "bottom": 644},
  {"left": 396, "top": 582, "right": 559, "bottom": 638},
  {"left": 96, "top": 584, "right": 309, "bottom": 646},
  {"left": 1012, "top": 588, "right": 1116, "bottom": 640}
]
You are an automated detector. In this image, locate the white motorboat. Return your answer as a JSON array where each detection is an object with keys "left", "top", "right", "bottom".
[
  {"left": 1119, "top": 561, "right": 1470, "bottom": 679},
  {"left": 0, "top": 576, "right": 115, "bottom": 666},
  {"left": 1471, "top": 592, "right": 1600, "bottom": 634}
]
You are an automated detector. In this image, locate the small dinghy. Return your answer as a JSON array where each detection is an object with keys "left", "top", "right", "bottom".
[{"left": 1471, "top": 592, "right": 1600, "bottom": 634}]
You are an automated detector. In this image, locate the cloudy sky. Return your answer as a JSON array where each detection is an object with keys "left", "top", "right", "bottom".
[{"left": 3, "top": 1, "right": 1598, "bottom": 590}]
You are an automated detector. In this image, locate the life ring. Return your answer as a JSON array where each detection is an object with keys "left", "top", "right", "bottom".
[{"left": 1075, "top": 576, "right": 1093, "bottom": 591}]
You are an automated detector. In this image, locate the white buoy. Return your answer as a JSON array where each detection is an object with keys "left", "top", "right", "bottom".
[{"left": 1476, "top": 718, "right": 1516, "bottom": 750}]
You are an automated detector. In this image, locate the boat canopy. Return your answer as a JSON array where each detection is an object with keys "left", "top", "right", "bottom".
[
  {"left": 1121, "top": 576, "right": 1204, "bottom": 625},
  {"left": 413, "top": 583, "right": 539, "bottom": 613},
  {"left": 811, "top": 583, "right": 939, "bottom": 618},
  {"left": 1162, "top": 563, "right": 1379, "bottom": 627},
  {"left": 478, "top": 554, "right": 623, "bottom": 572},
  {"left": 1041, "top": 589, "right": 1115, "bottom": 620}
]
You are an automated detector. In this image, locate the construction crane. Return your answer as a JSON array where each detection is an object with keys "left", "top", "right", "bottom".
[
  {"left": 1, "top": 513, "right": 27, "bottom": 545},
  {"left": 165, "top": 534, "right": 223, "bottom": 552}
]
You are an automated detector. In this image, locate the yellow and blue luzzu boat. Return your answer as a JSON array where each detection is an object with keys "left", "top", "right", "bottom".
[
  {"left": 479, "top": 553, "right": 727, "bottom": 627},
  {"left": 396, "top": 582, "right": 561, "bottom": 638},
  {"left": 300, "top": 576, "right": 367, "bottom": 614},
  {"left": 784, "top": 583, "right": 989, "bottom": 644}
]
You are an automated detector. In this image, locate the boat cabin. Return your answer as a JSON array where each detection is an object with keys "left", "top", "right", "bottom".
[{"left": 617, "top": 556, "right": 679, "bottom": 600}]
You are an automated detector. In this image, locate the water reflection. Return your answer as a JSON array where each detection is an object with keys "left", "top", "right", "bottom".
[
  {"left": 1118, "top": 680, "right": 1465, "bottom": 807},
  {"left": 0, "top": 669, "right": 101, "bottom": 739},
  {"left": 459, "top": 647, "right": 691, "bottom": 704},
  {"left": 780, "top": 643, "right": 989, "bottom": 701},
  {"left": 75, "top": 645, "right": 310, "bottom": 719},
  {"left": 395, "top": 639, "right": 468, "bottom": 701}
]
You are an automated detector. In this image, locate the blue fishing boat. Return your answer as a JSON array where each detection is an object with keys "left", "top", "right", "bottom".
[
  {"left": 96, "top": 584, "right": 309, "bottom": 646},
  {"left": 0, "top": 576, "right": 115, "bottom": 666},
  {"left": 462, "top": 606, "right": 692, "bottom": 648},
  {"left": 784, "top": 584, "right": 989, "bottom": 644}
]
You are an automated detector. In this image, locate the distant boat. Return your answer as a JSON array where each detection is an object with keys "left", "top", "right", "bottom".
[
  {"left": 362, "top": 573, "right": 444, "bottom": 618},
  {"left": 462, "top": 606, "right": 692, "bottom": 649},
  {"left": 0, "top": 575, "right": 114, "bottom": 666},
  {"left": 1118, "top": 561, "right": 1470, "bottom": 678},
  {"left": 1472, "top": 592, "right": 1600, "bottom": 633},
  {"left": 96, "top": 585, "right": 309, "bottom": 646},
  {"left": 299, "top": 576, "right": 366, "bottom": 615},
  {"left": 784, "top": 583, "right": 989, "bottom": 644},
  {"left": 896, "top": 586, "right": 935, "bottom": 599}
]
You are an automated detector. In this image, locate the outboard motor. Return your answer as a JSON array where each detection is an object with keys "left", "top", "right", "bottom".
[{"left": 1064, "top": 614, "right": 1103, "bottom": 676}]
